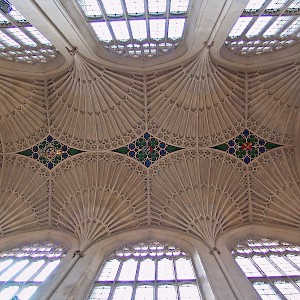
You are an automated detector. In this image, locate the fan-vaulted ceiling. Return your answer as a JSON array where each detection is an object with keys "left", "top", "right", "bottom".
[{"left": 0, "top": 0, "right": 299, "bottom": 251}]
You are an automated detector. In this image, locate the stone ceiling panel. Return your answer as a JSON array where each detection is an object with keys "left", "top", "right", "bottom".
[
  {"left": 0, "top": 154, "right": 49, "bottom": 236},
  {"left": 149, "top": 149, "right": 249, "bottom": 246},
  {"left": 147, "top": 50, "right": 246, "bottom": 148},
  {"left": 51, "top": 152, "right": 148, "bottom": 249},
  {"left": 48, "top": 55, "right": 145, "bottom": 151},
  {"left": 249, "top": 146, "right": 300, "bottom": 228},
  {"left": 0, "top": 75, "right": 47, "bottom": 152}
]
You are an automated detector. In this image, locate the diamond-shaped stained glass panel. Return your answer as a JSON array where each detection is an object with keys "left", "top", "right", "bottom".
[
  {"left": 113, "top": 132, "right": 182, "bottom": 167},
  {"left": 213, "top": 129, "right": 282, "bottom": 164},
  {"left": 18, "top": 135, "right": 84, "bottom": 169}
]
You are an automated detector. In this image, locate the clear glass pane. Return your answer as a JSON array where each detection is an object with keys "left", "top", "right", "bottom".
[
  {"left": 253, "top": 282, "right": 280, "bottom": 300},
  {"left": 125, "top": 0, "right": 145, "bottom": 16},
  {"left": 9, "top": 7, "right": 26, "bottom": 23},
  {"left": 266, "top": 0, "right": 287, "bottom": 11},
  {"left": 118, "top": 259, "right": 138, "bottom": 281},
  {"left": 0, "top": 286, "right": 19, "bottom": 299},
  {"left": 89, "top": 286, "right": 111, "bottom": 300},
  {"left": 235, "top": 257, "right": 262, "bottom": 277},
  {"left": 179, "top": 284, "right": 201, "bottom": 300},
  {"left": 150, "top": 19, "right": 166, "bottom": 40},
  {"left": 102, "top": 0, "right": 123, "bottom": 17},
  {"left": 15, "top": 260, "right": 45, "bottom": 281},
  {"left": 0, "top": 30, "right": 20, "bottom": 47},
  {"left": 269, "top": 256, "right": 300, "bottom": 276},
  {"left": 98, "top": 259, "right": 119, "bottom": 281},
  {"left": 245, "top": 0, "right": 266, "bottom": 12},
  {"left": 263, "top": 16, "right": 292, "bottom": 36},
  {"left": 281, "top": 17, "right": 300, "bottom": 36},
  {"left": 175, "top": 258, "right": 195, "bottom": 280},
  {"left": 157, "top": 285, "right": 177, "bottom": 300},
  {"left": 274, "top": 282, "right": 300, "bottom": 300},
  {"left": 229, "top": 17, "right": 253, "bottom": 37},
  {"left": 0, "top": 260, "right": 29, "bottom": 280},
  {"left": 110, "top": 21, "right": 130, "bottom": 41},
  {"left": 135, "top": 285, "right": 154, "bottom": 300},
  {"left": 148, "top": 0, "right": 167, "bottom": 14},
  {"left": 78, "top": 0, "right": 102, "bottom": 17},
  {"left": 246, "top": 16, "right": 273, "bottom": 37},
  {"left": 26, "top": 27, "right": 52, "bottom": 46},
  {"left": 170, "top": 0, "right": 189, "bottom": 14},
  {"left": 130, "top": 20, "right": 147, "bottom": 40},
  {"left": 252, "top": 257, "right": 281, "bottom": 276},
  {"left": 18, "top": 286, "right": 38, "bottom": 300},
  {"left": 168, "top": 19, "right": 185, "bottom": 40},
  {"left": 157, "top": 258, "right": 174, "bottom": 280},
  {"left": 0, "top": 259, "right": 13, "bottom": 273},
  {"left": 91, "top": 22, "right": 112, "bottom": 41},
  {"left": 138, "top": 259, "right": 155, "bottom": 281},
  {"left": 112, "top": 286, "right": 133, "bottom": 300}
]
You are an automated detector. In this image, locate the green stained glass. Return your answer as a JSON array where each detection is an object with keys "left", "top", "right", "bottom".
[
  {"left": 113, "top": 132, "right": 182, "bottom": 167},
  {"left": 19, "top": 135, "right": 84, "bottom": 169},
  {"left": 212, "top": 129, "right": 282, "bottom": 164}
]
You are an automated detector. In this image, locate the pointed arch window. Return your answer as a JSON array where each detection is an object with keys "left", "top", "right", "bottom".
[
  {"left": 225, "top": 0, "right": 300, "bottom": 55},
  {"left": 232, "top": 238, "right": 300, "bottom": 300},
  {"left": 76, "top": 0, "right": 190, "bottom": 59},
  {"left": 89, "top": 241, "right": 202, "bottom": 299},
  {"left": 0, "top": 241, "right": 66, "bottom": 300}
]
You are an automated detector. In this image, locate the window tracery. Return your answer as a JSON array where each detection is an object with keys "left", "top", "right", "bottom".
[
  {"left": 225, "top": 0, "right": 300, "bottom": 55},
  {"left": 89, "top": 241, "right": 202, "bottom": 300},
  {"left": 0, "top": 241, "right": 66, "bottom": 300},
  {"left": 76, "top": 0, "right": 190, "bottom": 58},
  {"left": 0, "top": 5, "right": 58, "bottom": 63},
  {"left": 232, "top": 238, "right": 300, "bottom": 300}
]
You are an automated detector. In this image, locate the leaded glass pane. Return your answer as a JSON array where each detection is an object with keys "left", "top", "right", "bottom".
[
  {"left": 76, "top": 0, "right": 190, "bottom": 58},
  {"left": 0, "top": 242, "right": 65, "bottom": 300},
  {"left": 226, "top": 0, "right": 300, "bottom": 55},
  {"left": 0, "top": 6, "right": 58, "bottom": 63},
  {"left": 89, "top": 241, "right": 202, "bottom": 299},
  {"left": 232, "top": 238, "right": 300, "bottom": 300}
]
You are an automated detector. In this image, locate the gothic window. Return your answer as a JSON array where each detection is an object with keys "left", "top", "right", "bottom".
[
  {"left": 76, "top": 0, "right": 190, "bottom": 58},
  {"left": 89, "top": 241, "right": 202, "bottom": 300},
  {"left": 232, "top": 238, "right": 300, "bottom": 300},
  {"left": 0, "top": 5, "right": 58, "bottom": 63},
  {"left": 0, "top": 241, "right": 66, "bottom": 300},
  {"left": 225, "top": 0, "right": 300, "bottom": 55}
]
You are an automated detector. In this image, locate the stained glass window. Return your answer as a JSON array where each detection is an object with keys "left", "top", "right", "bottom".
[
  {"left": 19, "top": 135, "right": 83, "bottom": 170},
  {"left": 0, "top": 5, "right": 58, "bottom": 63},
  {"left": 89, "top": 241, "right": 202, "bottom": 300},
  {"left": 213, "top": 129, "right": 281, "bottom": 164},
  {"left": 225, "top": 0, "right": 300, "bottom": 55},
  {"left": 0, "top": 242, "right": 65, "bottom": 300},
  {"left": 113, "top": 132, "right": 181, "bottom": 167},
  {"left": 232, "top": 238, "right": 300, "bottom": 300},
  {"left": 76, "top": 0, "right": 190, "bottom": 58}
]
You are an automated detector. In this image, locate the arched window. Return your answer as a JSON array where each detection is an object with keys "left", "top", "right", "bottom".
[
  {"left": 89, "top": 241, "right": 202, "bottom": 300},
  {"left": 0, "top": 241, "right": 66, "bottom": 300},
  {"left": 232, "top": 238, "right": 300, "bottom": 300}
]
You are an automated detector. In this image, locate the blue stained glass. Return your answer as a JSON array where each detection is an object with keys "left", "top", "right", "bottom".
[
  {"left": 160, "top": 149, "right": 166, "bottom": 156},
  {"left": 229, "top": 140, "right": 235, "bottom": 146},
  {"left": 129, "top": 143, "right": 135, "bottom": 149},
  {"left": 62, "top": 145, "right": 68, "bottom": 151},
  {"left": 259, "top": 147, "right": 265, "bottom": 153},
  {"left": 243, "top": 129, "right": 249, "bottom": 136},
  {"left": 259, "top": 139, "right": 265, "bottom": 145},
  {"left": 244, "top": 156, "right": 250, "bottom": 164},
  {"left": 48, "top": 162, "right": 53, "bottom": 169},
  {"left": 47, "top": 135, "right": 53, "bottom": 142},
  {"left": 229, "top": 148, "right": 235, "bottom": 154},
  {"left": 33, "top": 153, "right": 39, "bottom": 159},
  {"left": 144, "top": 132, "right": 150, "bottom": 139},
  {"left": 145, "top": 159, "right": 151, "bottom": 167},
  {"left": 33, "top": 146, "right": 38, "bottom": 152},
  {"left": 129, "top": 151, "right": 135, "bottom": 157},
  {"left": 62, "top": 153, "right": 68, "bottom": 159},
  {"left": 159, "top": 142, "right": 166, "bottom": 148}
]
